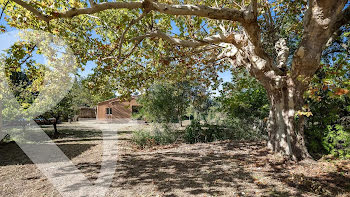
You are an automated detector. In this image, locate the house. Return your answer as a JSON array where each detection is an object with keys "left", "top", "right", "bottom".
[
  {"left": 96, "top": 97, "right": 141, "bottom": 120},
  {"left": 78, "top": 107, "right": 96, "bottom": 119}
]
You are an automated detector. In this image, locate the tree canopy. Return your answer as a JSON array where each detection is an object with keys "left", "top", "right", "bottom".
[{"left": 1, "top": 0, "right": 350, "bottom": 160}]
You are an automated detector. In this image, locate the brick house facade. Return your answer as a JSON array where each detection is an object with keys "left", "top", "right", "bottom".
[{"left": 96, "top": 97, "right": 140, "bottom": 120}]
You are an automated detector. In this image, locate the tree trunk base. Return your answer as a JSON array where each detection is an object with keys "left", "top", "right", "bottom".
[{"left": 266, "top": 85, "right": 312, "bottom": 161}]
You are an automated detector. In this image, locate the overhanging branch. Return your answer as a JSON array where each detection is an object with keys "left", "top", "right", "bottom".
[
  {"left": 11, "top": 0, "right": 50, "bottom": 22},
  {"left": 12, "top": 0, "right": 142, "bottom": 22},
  {"left": 132, "top": 30, "right": 238, "bottom": 47},
  {"left": 334, "top": 5, "right": 350, "bottom": 31},
  {"left": 12, "top": 0, "right": 244, "bottom": 22}
]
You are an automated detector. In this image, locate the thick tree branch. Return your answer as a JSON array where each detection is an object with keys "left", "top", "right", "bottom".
[
  {"left": 240, "top": 0, "right": 282, "bottom": 78},
  {"left": 11, "top": 0, "right": 284, "bottom": 80},
  {"left": 132, "top": 30, "right": 238, "bottom": 47},
  {"left": 11, "top": 0, "right": 50, "bottom": 22},
  {"left": 11, "top": 0, "right": 142, "bottom": 22},
  {"left": 12, "top": 0, "right": 244, "bottom": 22},
  {"left": 291, "top": 0, "right": 348, "bottom": 83},
  {"left": 149, "top": 1, "right": 244, "bottom": 22},
  {"left": 334, "top": 4, "right": 350, "bottom": 31},
  {"left": 242, "top": 0, "right": 268, "bottom": 58}
]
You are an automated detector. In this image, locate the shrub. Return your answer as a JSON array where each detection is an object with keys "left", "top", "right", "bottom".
[
  {"left": 137, "top": 82, "right": 191, "bottom": 124},
  {"left": 183, "top": 120, "right": 205, "bottom": 144},
  {"left": 183, "top": 119, "right": 267, "bottom": 144},
  {"left": 224, "top": 118, "right": 267, "bottom": 140},
  {"left": 132, "top": 125, "right": 178, "bottom": 148},
  {"left": 322, "top": 124, "right": 350, "bottom": 159},
  {"left": 131, "top": 130, "right": 152, "bottom": 148}
]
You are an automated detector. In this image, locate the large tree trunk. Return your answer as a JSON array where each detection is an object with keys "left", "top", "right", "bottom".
[
  {"left": 0, "top": 102, "right": 2, "bottom": 131},
  {"left": 0, "top": 101, "right": 3, "bottom": 138},
  {"left": 265, "top": 79, "right": 311, "bottom": 161}
]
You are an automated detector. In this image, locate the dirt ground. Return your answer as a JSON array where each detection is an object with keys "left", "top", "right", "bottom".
[{"left": 0, "top": 121, "right": 350, "bottom": 197}]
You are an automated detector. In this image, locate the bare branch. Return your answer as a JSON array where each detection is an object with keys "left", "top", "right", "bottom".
[
  {"left": 250, "top": 0, "right": 258, "bottom": 17},
  {"left": 325, "top": 28, "right": 344, "bottom": 48},
  {"left": 12, "top": 0, "right": 142, "bottom": 21},
  {"left": 239, "top": 0, "right": 280, "bottom": 76}
]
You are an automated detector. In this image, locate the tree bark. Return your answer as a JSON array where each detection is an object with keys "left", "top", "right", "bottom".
[
  {"left": 179, "top": 115, "right": 183, "bottom": 127},
  {"left": 53, "top": 122, "right": 58, "bottom": 137},
  {"left": 0, "top": 101, "right": 3, "bottom": 139},
  {"left": 51, "top": 115, "right": 60, "bottom": 137},
  {"left": 265, "top": 78, "right": 311, "bottom": 161},
  {"left": 0, "top": 102, "right": 2, "bottom": 131}
]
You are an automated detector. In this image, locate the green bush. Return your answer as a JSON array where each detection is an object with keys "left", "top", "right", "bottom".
[
  {"left": 131, "top": 130, "right": 153, "bottom": 148},
  {"left": 132, "top": 126, "right": 178, "bottom": 148},
  {"left": 183, "top": 120, "right": 236, "bottom": 144},
  {"left": 184, "top": 120, "right": 205, "bottom": 143},
  {"left": 183, "top": 118, "right": 267, "bottom": 144},
  {"left": 225, "top": 118, "right": 267, "bottom": 140},
  {"left": 322, "top": 124, "right": 350, "bottom": 159}
]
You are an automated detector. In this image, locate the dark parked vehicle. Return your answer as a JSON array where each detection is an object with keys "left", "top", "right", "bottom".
[{"left": 33, "top": 118, "right": 57, "bottom": 125}]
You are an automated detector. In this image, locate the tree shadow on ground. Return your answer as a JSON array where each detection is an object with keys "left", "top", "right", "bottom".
[
  {"left": 103, "top": 141, "right": 349, "bottom": 196},
  {"left": 50, "top": 130, "right": 130, "bottom": 143},
  {"left": 49, "top": 138, "right": 350, "bottom": 196},
  {"left": 43, "top": 129, "right": 103, "bottom": 139},
  {"left": 0, "top": 141, "right": 97, "bottom": 166},
  {"left": 217, "top": 141, "right": 350, "bottom": 196},
  {"left": 107, "top": 143, "right": 293, "bottom": 196}
]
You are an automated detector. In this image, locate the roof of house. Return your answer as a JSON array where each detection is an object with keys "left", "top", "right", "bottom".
[{"left": 97, "top": 96, "right": 139, "bottom": 106}]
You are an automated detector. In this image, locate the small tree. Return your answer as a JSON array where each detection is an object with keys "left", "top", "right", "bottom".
[
  {"left": 219, "top": 68, "right": 270, "bottom": 121},
  {"left": 42, "top": 92, "right": 74, "bottom": 136},
  {"left": 138, "top": 82, "right": 190, "bottom": 126},
  {"left": 218, "top": 68, "right": 269, "bottom": 135},
  {"left": 190, "top": 85, "right": 212, "bottom": 123}
]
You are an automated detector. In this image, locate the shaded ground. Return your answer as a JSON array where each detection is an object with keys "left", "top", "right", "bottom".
[{"left": 0, "top": 122, "right": 350, "bottom": 197}]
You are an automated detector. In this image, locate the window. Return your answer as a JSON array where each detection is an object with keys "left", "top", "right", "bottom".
[{"left": 106, "top": 108, "right": 112, "bottom": 115}]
